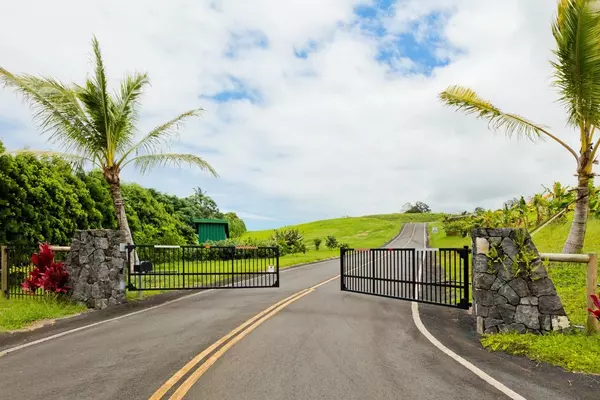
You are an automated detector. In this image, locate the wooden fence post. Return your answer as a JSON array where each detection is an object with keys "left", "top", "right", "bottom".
[
  {"left": 1, "top": 246, "right": 8, "bottom": 299},
  {"left": 587, "top": 253, "right": 600, "bottom": 334}
]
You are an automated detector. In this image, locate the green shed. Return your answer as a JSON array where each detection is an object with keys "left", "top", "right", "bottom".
[{"left": 193, "top": 218, "right": 230, "bottom": 243}]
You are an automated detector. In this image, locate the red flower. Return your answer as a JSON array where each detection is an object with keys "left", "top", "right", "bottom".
[
  {"left": 22, "top": 242, "right": 70, "bottom": 295},
  {"left": 588, "top": 293, "right": 600, "bottom": 321}
]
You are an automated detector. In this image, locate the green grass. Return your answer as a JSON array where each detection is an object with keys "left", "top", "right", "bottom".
[
  {"left": 242, "top": 213, "right": 443, "bottom": 267},
  {"left": 428, "top": 222, "right": 470, "bottom": 248},
  {"left": 481, "top": 331, "right": 600, "bottom": 374},
  {"left": 0, "top": 295, "right": 87, "bottom": 332}
]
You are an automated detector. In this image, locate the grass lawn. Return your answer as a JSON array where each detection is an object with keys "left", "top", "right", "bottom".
[
  {"left": 0, "top": 295, "right": 87, "bottom": 332},
  {"left": 427, "top": 222, "right": 470, "bottom": 248},
  {"left": 473, "top": 216, "right": 600, "bottom": 374},
  {"left": 482, "top": 330, "right": 600, "bottom": 375},
  {"left": 243, "top": 213, "right": 443, "bottom": 267}
]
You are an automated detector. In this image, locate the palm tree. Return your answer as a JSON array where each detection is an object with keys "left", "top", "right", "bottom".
[
  {"left": 0, "top": 36, "right": 218, "bottom": 253},
  {"left": 439, "top": 0, "right": 600, "bottom": 254}
]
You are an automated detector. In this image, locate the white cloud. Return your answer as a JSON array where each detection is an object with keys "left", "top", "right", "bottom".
[{"left": 0, "top": 0, "right": 582, "bottom": 229}]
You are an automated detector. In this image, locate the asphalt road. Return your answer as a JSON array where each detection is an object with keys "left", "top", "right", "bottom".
[{"left": 0, "top": 223, "right": 598, "bottom": 399}]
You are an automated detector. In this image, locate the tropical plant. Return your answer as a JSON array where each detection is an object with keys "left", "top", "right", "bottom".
[
  {"left": 531, "top": 193, "right": 549, "bottom": 226},
  {"left": 313, "top": 237, "right": 322, "bottom": 250},
  {"left": 0, "top": 36, "right": 218, "bottom": 258},
  {"left": 269, "top": 228, "right": 306, "bottom": 255},
  {"left": 22, "top": 243, "right": 71, "bottom": 295},
  {"left": 325, "top": 235, "right": 338, "bottom": 249},
  {"left": 587, "top": 292, "right": 600, "bottom": 333},
  {"left": 589, "top": 183, "right": 600, "bottom": 215},
  {"left": 543, "top": 181, "right": 575, "bottom": 218},
  {"left": 439, "top": 0, "right": 600, "bottom": 253}
]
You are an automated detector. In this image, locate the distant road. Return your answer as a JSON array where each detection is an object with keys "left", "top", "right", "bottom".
[{"left": 0, "top": 223, "right": 595, "bottom": 399}]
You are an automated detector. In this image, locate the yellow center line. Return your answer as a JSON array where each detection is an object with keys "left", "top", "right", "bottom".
[
  {"left": 168, "top": 288, "right": 315, "bottom": 400},
  {"left": 149, "top": 288, "right": 311, "bottom": 400},
  {"left": 150, "top": 274, "right": 340, "bottom": 400}
]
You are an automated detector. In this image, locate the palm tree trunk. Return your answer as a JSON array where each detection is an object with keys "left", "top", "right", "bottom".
[
  {"left": 563, "top": 174, "right": 590, "bottom": 254},
  {"left": 104, "top": 167, "right": 137, "bottom": 271},
  {"left": 108, "top": 181, "right": 134, "bottom": 246}
]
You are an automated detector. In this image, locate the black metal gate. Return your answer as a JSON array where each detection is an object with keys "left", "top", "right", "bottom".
[
  {"left": 126, "top": 245, "right": 279, "bottom": 291},
  {"left": 340, "top": 247, "right": 470, "bottom": 309}
]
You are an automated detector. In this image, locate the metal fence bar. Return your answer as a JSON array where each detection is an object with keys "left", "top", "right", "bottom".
[
  {"left": 126, "top": 245, "right": 280, "bottom": 291},
  {"left": 340, "top": 247, "right": 470, "bottom": 310},
  {"left": 1, "top": 246, "right": 7, "bottom": 299}
]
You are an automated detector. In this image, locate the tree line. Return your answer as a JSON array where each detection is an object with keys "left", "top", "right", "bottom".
[{"left": 0, "top": 139, "right": 245, "bottom": 246}]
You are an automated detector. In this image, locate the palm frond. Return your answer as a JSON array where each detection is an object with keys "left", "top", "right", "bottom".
[
  {"left": 75, "top": 36, "right": 117, "bottom": 163},
  {"left": 0, "top": 67, "right": 99, "bottom": 158},
  {"left": 116, "top": 108, "right": 203, "bottom": 166},
  {"left": 91, "top": 35, "right": 111, "bottom": 140},
  {"left": 551, "top": 0, "right": 600, "bottom": 131},
  {"left": 111, "top": 72, "right": 150, "bottom": 155},
  {"left": 439, "top": 85, "right": 579, "bottom": 160},
  {"left": 125, "top": 153, "right": 218, "bottom": 176}
]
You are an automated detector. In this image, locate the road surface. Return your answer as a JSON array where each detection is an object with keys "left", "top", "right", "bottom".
[{"left": 0, "top": 223, "right": 597, "bottom": 399}]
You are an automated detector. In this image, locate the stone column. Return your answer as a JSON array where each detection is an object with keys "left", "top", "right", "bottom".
[
  {"left": 471, "top": 228, "right": 570, "bottom": 335},
  {"left": 66, "top": 230, "right": 127, "bottom": 309}
]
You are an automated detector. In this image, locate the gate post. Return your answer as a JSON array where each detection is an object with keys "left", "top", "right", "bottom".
[
  {"left": 275, "top": 247, "right": 280, "bottom": 287},
  {"left": 1, "top": 246, "right": 7, "bottom": 299},
  {"left": 463, "top": 245, "right": 470, "bottom": 309},
  {"left": 471, "top": 228, "right": 569, "bottom": 335},
  {"left": 340, "top": 247, "right": 346, "bottom": 291}
]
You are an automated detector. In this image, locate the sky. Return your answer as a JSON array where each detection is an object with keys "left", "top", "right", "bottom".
[{"left": 0, "top": 0, "right": 581, "bottom": 230}]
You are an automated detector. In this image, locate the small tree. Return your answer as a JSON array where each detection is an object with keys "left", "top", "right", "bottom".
[
  {"left": 325, "top": 235, "right": 338, "bottom": 249},
  {"left": 405, "top": 201, "right": 431, "bottom": 213},
  {"left": 313, "top": 238, "right": 322, "bottom": 250}
]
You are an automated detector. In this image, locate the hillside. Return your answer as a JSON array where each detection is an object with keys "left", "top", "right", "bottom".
[{"left": 242, "top": 213, "right": 442, "bottom": 267}]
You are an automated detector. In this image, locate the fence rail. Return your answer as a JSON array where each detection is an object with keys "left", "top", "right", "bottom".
[
  {"left": 540, "top": 252, "right": 599, "bottom": 333},
  {"left": 126, "top": 244, "right": 280, "bottom": 291}
]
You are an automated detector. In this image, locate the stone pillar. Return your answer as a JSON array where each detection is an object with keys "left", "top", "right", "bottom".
[
  {"left": 66, "top": 230, "right": 127, "bottom": 309},
  {"left": 471, "top": 228, "right": 570, "bottom": 335}
]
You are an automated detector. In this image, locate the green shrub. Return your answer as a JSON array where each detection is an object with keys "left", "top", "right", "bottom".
[
  {"left": 325, "top": 235, "right": 338, "bottom": 249},
  {"left": 313, "top": 238, "right": 322, "bottom": 250}
]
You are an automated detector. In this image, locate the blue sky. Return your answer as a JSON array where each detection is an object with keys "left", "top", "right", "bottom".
[{"left": 0, "top": 0, "right": 577, "bottom": 231}]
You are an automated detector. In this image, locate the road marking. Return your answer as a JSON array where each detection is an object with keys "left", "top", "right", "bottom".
[
  {"left": 0, "top": 288, "right": 220, "bottom": 358},
  {"left": 411, "top": 224, "right": 527, "bottom": 400},
  {"left": 152, "top": 274, "right": 340, "bottom": 400},
  {"left": 0, "top": 255, "right": 341, "bottom": 358},
  {"left": 168, "top": 289, "right": 315, "bottom": 399},
  {"left": 148, "top": 288, "right": 312, "bottom": 400}
]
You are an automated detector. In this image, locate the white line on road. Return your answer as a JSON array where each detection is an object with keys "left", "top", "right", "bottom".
[{"left": 411, "top": 224, "right": 527, "bottom": 400}]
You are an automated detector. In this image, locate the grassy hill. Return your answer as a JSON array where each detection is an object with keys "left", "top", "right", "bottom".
[{"left": 242, "top": 213, "right": 443, "bottom": 267}]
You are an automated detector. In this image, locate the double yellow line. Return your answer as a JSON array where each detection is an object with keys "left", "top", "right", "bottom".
[{"left": 149, "top": 275, "right": 340, "bottom": 400}]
